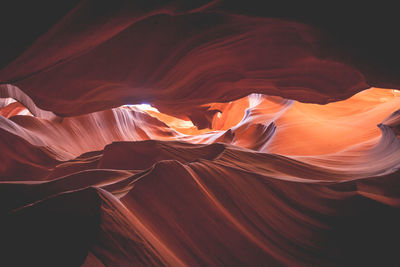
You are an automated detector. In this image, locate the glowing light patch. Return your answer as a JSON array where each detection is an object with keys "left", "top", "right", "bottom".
[
  {"left": 121, "top": 103, "right": 196, "bottom": 131},
  {"left": 170, "top": 120, "right": 195, "bottom": 128},
  {"left": 123, "top": 103, "right": 160, "bottom": 113}
]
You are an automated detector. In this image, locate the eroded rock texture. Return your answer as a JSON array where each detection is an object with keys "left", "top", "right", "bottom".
[{"left": 1, "top": 1, "right": 400, "bottom": 266}]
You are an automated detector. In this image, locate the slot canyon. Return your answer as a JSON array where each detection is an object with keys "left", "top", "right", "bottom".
[{"left": 0, "top": 1, "right": 399, "bottom": 266}]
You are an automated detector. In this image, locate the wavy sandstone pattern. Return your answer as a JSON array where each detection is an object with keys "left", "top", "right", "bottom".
[{"left": 1, "top": 1, "right": 400, "bottom": 266}]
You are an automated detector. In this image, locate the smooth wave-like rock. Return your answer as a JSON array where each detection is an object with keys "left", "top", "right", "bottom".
[
  {"left": 0, "top": 1, "right": 371, "bottom": 124},
  {"left": 1, "top": 1, "right": 400, "bottom": 266},
  {"left": 1, "top": 136, "right": 399, "bottom": 266}
]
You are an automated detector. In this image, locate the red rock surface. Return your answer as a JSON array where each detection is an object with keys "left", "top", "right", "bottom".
[{"left": 1, "top": 1, "right": 400, "bottom": 266}]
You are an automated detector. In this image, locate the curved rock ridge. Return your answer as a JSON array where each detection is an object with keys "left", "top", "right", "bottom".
[
  {"left": 1, "top": 1, "right": 400, "bottom": 265},
  {"left": 1, "top": 87, "right": 400, "bottom": 265},
  {"left": 0, "top": 84, "right": 57, "bottom": 120},
  {"left": 1, "top": 136, "right": 399, "bottom": 266},
  {"left": 0, "top": 0, "right": 373, "bottom": 124},
  {"left": 1, "top": 88, "right": 398, "bottom": 164}
]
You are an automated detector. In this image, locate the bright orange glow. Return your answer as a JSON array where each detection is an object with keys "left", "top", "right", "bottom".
[
  {"left": 269, "top": 88, "right": 400, "bottom": 155},
  {"left": 136, "top": 88, "right": 400, "bottom": 155}
]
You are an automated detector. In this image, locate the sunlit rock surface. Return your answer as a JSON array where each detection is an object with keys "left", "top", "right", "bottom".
[{"left": 1, "top": 1, "right": 400, "bottom": 266}]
